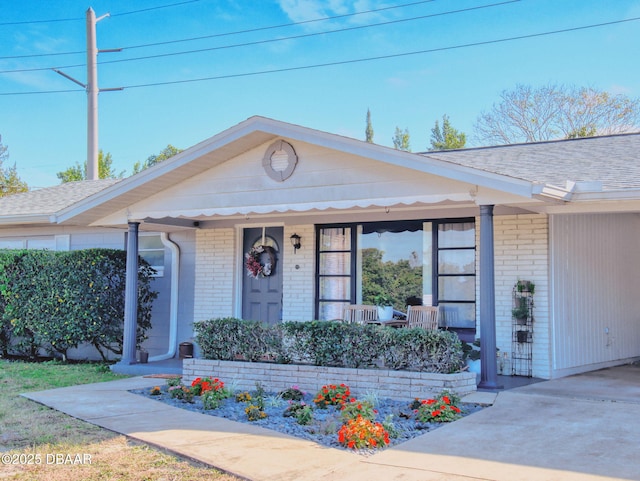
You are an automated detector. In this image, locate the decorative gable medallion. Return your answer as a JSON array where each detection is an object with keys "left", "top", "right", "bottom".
[{"left": 262, "top": 140, "right": 298, "bottom": 182}]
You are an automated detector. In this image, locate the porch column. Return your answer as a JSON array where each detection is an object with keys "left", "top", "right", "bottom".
[
  {"left": 119, "top": 221, "right": 140, "bottom": 365},
  {"left": 478, "top": 205, "right": 502, "bottom": 390}
]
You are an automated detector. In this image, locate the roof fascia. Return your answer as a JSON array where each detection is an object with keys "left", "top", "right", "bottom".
[
  {"left": 55, "top": 117, "right": 279, "bottom": 224},
  {"left": 55, "top": 116, "right": 538, "bottom": 224},
  {"left": 265, "top": 121, "right": 536, "bottom": 198},
  {"left": 0, "top": 214, "right": 55, "bottom": 226}
]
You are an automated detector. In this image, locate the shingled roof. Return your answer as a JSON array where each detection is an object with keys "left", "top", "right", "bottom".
[
  {"left": 421, "top": 132, "right": 640, "bottom": 192},
  {"left": 1, "top": 122, "right": 639, "bottom": 228},
  {"left": 0, "top": 179, "right": 121, "bottom": 220}
]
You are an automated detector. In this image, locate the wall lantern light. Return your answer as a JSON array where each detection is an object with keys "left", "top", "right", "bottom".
[{"left": 290, "top": 233, "right": 301, "bottom": 253}]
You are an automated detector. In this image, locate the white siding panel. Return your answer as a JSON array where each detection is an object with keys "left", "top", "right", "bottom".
[{"left": 550, "top": 214, "right": 640, "bottom": 374}]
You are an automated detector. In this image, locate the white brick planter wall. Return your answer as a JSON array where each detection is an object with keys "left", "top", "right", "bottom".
[{"left": 183, "top": 359, "right": 477, "bottom": 400}]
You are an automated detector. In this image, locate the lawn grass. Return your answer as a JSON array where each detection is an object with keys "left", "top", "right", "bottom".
[{"left": 0, "top": 359, "right": 240, "bottom": 480}]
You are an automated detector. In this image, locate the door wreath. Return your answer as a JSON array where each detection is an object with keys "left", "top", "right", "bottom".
[{"left": 245, "top": 245, "right": 277, "bottom": 279}]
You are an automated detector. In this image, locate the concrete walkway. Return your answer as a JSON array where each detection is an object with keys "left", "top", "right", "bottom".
[{"left": 23, "top": 364, "right": 640, "bottom": 481}]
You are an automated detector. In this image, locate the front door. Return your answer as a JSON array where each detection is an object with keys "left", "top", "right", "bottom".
[{"left": 242, "top": 227, "right": 283, "bottom": 324}]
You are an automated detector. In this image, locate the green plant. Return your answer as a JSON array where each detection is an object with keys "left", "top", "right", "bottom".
[
  {"left": 244, "top": 404, "right": 267, "bottom": 421},
  {"left": 382, "top": 414, "right": 400, "bottom": 439},
  {"left": 168, "top": 385, "right": 194, "bottom": 403},
  {"left": 202, "top": 390, "right": 225, "bottom": 410},
  {"left": 294, "top": 404, "right": 314, "bottom": 425},
  {"left": 283, "top": 402, "right": 314, "bottom": 425},
  {"left": 374, "top": 293, "right": 393, "bottom": 306},
  {"left": 193, "top": 317, "right": 287, "bottom": 362},
  {"left": 279, "top": 386, "right": 304, "bottom": 401},
  {"left": 340, "top": 399, "right": 377, "bottom": 423},
  {"left": 199, "top": 318, "right": 464, "bottom": 374},
  {"left": 313, "top": 383, "right": 353, "bottom": 409},
  {"left": 361, "top": 390, "right": 380, "bottom": 407},
  {"left": 265, "top": 394, "right": 285, "bottom": 408},
  {"left": 254, "top": 382, "right": 266, "bottom": 410},
  {"left": 190, "top": 376, "right": 227, "bottom": 397},
  {"left": 166, "top": 376, "right": 182, "bottom": 387},
  {"left": 337, "top": 415, "right": 390, "bottom": 450},
  {"left": 516, "top": 280, "right": 535, "bottom": 294},
  {"left": 235, "top": 391, "right": 252, "bottom": 403},
  {"left": 0, "top": 249, "right": 157, "bottom": 360},
  {"left": 512, "top": 304, "right": 530, "bottom": 320},
  {"left": 413, "top": 392, "right": 462, "bottom": 423},
  {"left": 462, "top": 340, "right": 481, "bottom": 362},
  {"left": 381, "top": 327, "right": 465, "bottom": 373}
]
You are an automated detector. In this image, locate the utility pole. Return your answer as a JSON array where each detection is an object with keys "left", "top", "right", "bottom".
[
  {"left": 86, "top": 7, "right": 100, "bottom": 181},
  {"left": 54, "top": 7, "right": 122, "bottom": 180}
]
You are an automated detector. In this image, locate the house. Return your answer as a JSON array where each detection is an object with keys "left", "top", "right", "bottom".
[{"left": 1, "top": 116, "right": 639, "bottom": 383}]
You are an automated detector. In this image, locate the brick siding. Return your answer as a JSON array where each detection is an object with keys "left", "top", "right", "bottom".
[{"left": 183, "top": 358, "right": 477, "bottom": 400}]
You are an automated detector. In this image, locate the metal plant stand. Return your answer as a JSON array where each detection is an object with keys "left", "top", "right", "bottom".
[{"left": 512, "top": 281, "right": 534, "bottom": 377}]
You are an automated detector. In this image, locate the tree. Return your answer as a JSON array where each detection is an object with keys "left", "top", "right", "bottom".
[
  {"left": 474, "top": 84, "right": 640, "bottom": 145},
  {"left": 57, "top": 150, "right": 124, "bottom": 183},
  {"left": 365, "top": 109, "right": 374, "bottom": 143},
  {"left": 132, "top": 144, "right": 182, "bottom": 174},
  {"left": 392, "top": 127, "right": 411, "bottom": 151},
  {"left": 0, "top": 135, "right": 28, "bottom": 196},
  {"left": 361, "top": 247, "right": 421, "bottom": 311},
  {"left": 430, "top": 115, "right": 466, "bottom": 150}
]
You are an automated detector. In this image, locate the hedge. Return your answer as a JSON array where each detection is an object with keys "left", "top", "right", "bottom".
[
  {"left": 194, "top": 318, "right": 464, "bottom": 374},
  {"left": 0, "top": 248, "right": 157, "bottom": 360}
]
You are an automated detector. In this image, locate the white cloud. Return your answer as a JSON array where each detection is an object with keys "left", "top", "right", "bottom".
[{"left": 277, "top": 0, "right": 329, "bottom": 23}]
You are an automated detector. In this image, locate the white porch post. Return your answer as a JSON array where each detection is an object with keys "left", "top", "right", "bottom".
[
  {"left": 478, "top": 205, "right": 502, "bottom": 390},
  {"left": 119, "top": 221, "right": 140, "bottom": 365}
]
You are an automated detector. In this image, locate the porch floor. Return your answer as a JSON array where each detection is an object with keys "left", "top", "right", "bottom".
[{"left": 110, "top": 357, "right": 184, "bottom": 376}]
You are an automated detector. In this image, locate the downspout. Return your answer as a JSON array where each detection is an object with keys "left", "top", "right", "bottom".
[{"left": 149, "top": 233, "right": 180, "bottom": 362}]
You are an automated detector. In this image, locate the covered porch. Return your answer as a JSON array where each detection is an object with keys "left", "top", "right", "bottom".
[{"left": 89, "top": 118, "right": 552, "bottom": 389}]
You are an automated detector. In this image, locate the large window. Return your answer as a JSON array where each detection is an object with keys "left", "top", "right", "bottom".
[{"left": 316, "top": 219, "right": 475, "bottom": 328}]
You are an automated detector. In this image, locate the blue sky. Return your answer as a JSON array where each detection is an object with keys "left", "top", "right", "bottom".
[{"left": 1, "top": 0, "right": 639, "bottom": 189}]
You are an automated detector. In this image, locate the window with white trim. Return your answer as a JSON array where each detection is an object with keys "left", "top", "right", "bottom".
[{"left": 139, "top": 234, "right": 165, "bottom": 277}]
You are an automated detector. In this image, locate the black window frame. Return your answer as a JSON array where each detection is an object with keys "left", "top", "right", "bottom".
[{"left": 314, "top": 218, "right": 475, "bottom": 321}]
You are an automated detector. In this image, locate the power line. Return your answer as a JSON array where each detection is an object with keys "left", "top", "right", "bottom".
[
  {"left": 1, "top": 15, "right": 638, "bottom": 96},
  {"left": 110, "top": 0, "right": 202, "bottom": 17},
  {"left": 0, "top": 0, "right": 440, "bottom": 60},
  {"left": 101, "top": 1, "right": 519, "bottom": 67},
  {"left": 122, "top": 0, "right": 441, "bottom": 50},
  {"left": 0, "top": 1, "right": 517, "bottom": 73},
  {"left": 125, "top": 16, "right": 640, "bottom": 89},
  {"left": 0, "top": 0, "right": 202, "bottom": 26}
]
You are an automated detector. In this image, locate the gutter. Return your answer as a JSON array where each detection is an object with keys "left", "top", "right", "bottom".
[
  {"left": 149, "top": 232, "right": 180, "bottom": 362},
  {"left": 532, "top": 180, "right": 604, "bottom": 203}
]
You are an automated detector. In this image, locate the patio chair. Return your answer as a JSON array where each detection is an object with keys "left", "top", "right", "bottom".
[
  {"left": 342, "top": 304, "right": 378, "bottom": 324},
  {"left": 406, "top": 305, "right": 439, "bottom": 330}
]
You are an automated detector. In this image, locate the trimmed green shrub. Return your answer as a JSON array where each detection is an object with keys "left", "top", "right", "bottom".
[
  {"left": 381, "top": 327, "right": 464, "bottom": 373},
  {"left": 280, "top": 320, "right": 382, "bottom": 368},
  {"left": 193, "top": 317, "right": 286, "bottom": 362},
  {"left": 195, "top": 318, "right": 464, "bottom": 374},
  {"left": 0, "top": 248, "right": 157, "bottom": 360}
]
